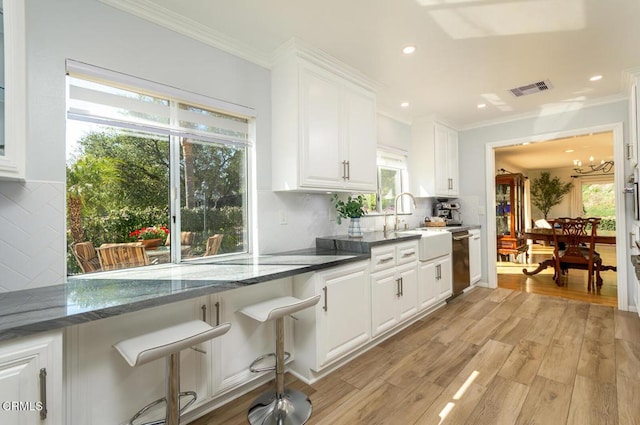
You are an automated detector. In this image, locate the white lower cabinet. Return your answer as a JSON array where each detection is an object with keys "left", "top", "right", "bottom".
[
  {"left": 0, "top": 331, "right": 62, "bottom": 425},
  {"left": 370, "top": 241, "right": 419, "bottom": 337},
  {"left": 419, "top": 253, "right": 453, "bottom": 309},
  {"left": 292, "top": 260, "right": 371, "bottom": 377},
  {"left": 469, "top": 229, "right": 482, "bottom": 284},
  {"left": 435, "top": 255, "right": 453, "bottom": 301}
]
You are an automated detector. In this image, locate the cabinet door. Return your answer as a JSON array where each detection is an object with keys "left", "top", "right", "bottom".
[
  {"left": 317, "top": 263, "right": 370, "bottom": 367},
  {"left": 370, "top": 269, "right": 400, "bottom": 337},
  {"left": 397, "top": 263, "right": 419, "bottom": 321},
  {"left": 216, "top": 279, "right": 292, "bottom": 392},
  {"left": 447, "top": 130, "right": 459, "bottom": 196},
  {"left": 299, "top": 64, "right": 343, "bottom": 189},
  {"left": 434, "top": 123, "right": 459, "bottom": 197},
  {"left": 469, "top": 230, "right": 481, "bottom": 284},
  {"left": 434, "top": 124, "right": 451, "bottom": 196},
  {"left": 0, "top": 332, "right": 62, "bottom": 425},
  {"left": 436, "top": 256, "right": 453, "bottom": 301},
  {"left": 418, "top": 260, "right": 438, "bottom": 310},
  {"left": 343, "top": 85, "right": 377, "bottom": 192}
]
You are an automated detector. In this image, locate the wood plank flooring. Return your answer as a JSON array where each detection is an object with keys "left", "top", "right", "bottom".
[
  {"left": 191, "top": 287, "right": 640, "bottom": 425},
  {"left": 497, "top": 244, "right": 618, "bottom": 307}
]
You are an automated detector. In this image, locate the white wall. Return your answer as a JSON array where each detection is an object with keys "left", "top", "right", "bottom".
[{"left": 0, "top": 0, "right": 414, "bottom": 289}]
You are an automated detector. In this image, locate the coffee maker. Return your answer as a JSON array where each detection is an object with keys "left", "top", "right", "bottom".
[{"left": 434, "top": 199, "right": 463, "bottom": 226}]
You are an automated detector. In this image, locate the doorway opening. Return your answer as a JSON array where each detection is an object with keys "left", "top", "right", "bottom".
[{"left": 486, "top": 124, "right": 626, "bottom": 309}]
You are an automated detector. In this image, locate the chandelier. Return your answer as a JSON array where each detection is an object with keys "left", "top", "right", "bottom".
[{"left": 572, "top": 156, "right": 614, "bottom": 175}]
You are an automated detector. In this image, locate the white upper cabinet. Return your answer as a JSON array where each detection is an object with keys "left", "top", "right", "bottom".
[
  {"left": 0, "top": 0, "right": 26, "bottom": 180},
  {"left": 272, "top": 40, "right": 377, "bottom": 192},
  {"left": 410, "top": 117, "right": 459, "bottom": 198}
]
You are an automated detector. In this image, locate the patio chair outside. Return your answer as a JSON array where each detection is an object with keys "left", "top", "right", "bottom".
[
  {"left": 72, "top": 241, "right": 102, "bottom": 273},
  {"left": 204, "top": 234, "right": 223, "bottom": 256},
  {"left": 97, "top": 244, "right": 150, "bottom": 271}
]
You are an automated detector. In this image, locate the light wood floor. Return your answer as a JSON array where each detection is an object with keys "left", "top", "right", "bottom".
[
  {"left": 191, "top": 287, "right": 640, "bottom": 425},
  {"left": 497, "top": 244, "right": 618, "bottom": 307}
]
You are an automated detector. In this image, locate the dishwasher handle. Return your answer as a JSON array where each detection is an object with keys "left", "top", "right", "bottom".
[{"left": 452, "top": 233, "right": 471, "bottom": 241}]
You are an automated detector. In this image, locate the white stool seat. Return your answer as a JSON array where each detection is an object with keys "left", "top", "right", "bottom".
[
  {"left": 114, "top": 320, "right": 231, "bottom": 425},
  {"left": 115, "top": 320, "right": 231, "bottom": 367},
  {"left": 239, "top": 295, "right": 321, "bottom": 322}
]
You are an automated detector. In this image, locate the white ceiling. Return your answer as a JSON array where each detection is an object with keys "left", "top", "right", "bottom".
[
  {"left": 105, "top": 0, "right": 640, "bottom": 130},
  {"left": 494, "top": 130, "right": 614, "bottom": 171}
]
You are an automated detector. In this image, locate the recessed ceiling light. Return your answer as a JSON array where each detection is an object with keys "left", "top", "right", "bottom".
[
  {"left": 522, "top": 142, "right": 530, "bottom": 146},
  {"left": 590, "top": 75, "right": 603, "bottom": 81},
  {"left": 402, "top": 45, "right": 416, "bottom": 55},
  {"left": 565, "top": 149, "right": 574, "bottom": 153},
  {"left": 477, "top": 103, "right": 486, "bottom": 109},
  {"left": 400, "top": 102, "right": 410, "bottom": 108}
]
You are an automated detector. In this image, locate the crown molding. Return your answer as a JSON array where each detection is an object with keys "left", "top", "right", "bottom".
[{"left": 99, "top": 0, "right": 272, "bottom": 68}]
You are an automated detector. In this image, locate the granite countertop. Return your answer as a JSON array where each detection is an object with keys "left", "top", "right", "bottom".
[
  {"left": 316, "top": 225, "right": 481, "bottom": 253},
  {"left": 0, "top": 248, "right": 368, "bottom": 342}
]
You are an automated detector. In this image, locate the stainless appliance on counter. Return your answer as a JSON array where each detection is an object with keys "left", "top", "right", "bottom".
[
  {"left": 449, "top": 229, "right": 471, "bottom": 299},
  {"left": 434, "top": 199, "right": 463, "bottom": 226}
]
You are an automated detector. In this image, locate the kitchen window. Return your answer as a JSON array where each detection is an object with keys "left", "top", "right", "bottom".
[
  {"left": 367, "top": 148, "right": 409, "bottom": 213},
  {"left": 65, "top": 60, "right": 254, "bottom": 275}
]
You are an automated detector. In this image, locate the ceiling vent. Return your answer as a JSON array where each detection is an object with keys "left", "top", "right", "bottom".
[{"left": 509, "top": 80, "right": 552, "bottom": 97}]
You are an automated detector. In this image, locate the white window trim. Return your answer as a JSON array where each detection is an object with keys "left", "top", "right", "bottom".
[{"left": 66, "top": 60, "right": 257, "bottom": 262}]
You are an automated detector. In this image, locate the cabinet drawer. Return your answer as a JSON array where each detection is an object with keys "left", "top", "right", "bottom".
[
  {"left": 396, "top": 241, "right": 418, "bottom": 265},
  {"left": 370, "top": 245, "right": 396, "bottom": 272}
]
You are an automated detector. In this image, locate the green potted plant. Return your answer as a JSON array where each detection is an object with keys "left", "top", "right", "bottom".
[
  {"left": 332, "top": 194, "right": 367, "bottom": 237},
  {"left": 530, "top": 171, "right": 573, "bottom": 219}
]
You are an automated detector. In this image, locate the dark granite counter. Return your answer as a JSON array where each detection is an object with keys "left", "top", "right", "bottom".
[
  {"left": 316, "top": 231, "right": 421, "bottom": 253},
  {"left": 316, "top": 225, "right": 481, "bottom": 253},
  {"left": 0, "top": 249, "right": 368, "bottom": 342}
]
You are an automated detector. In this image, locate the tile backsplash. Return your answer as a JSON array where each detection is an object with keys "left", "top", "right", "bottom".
[{"left": 0, "top": 180, "right": 66, "bottom": 291}]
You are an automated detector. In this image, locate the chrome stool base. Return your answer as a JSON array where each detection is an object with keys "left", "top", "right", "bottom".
[{"left": 247, "top": 389, "right": 312, "bottom": 425}]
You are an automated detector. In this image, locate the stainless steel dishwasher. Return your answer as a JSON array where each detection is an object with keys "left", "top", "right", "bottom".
[{"left": 449, "top": 230, "right": 471, "bottom": 299}]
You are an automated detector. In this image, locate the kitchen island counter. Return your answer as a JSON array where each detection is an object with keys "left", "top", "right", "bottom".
[{"left": 0, "top": 249, "right": 368, "bottom": 342}]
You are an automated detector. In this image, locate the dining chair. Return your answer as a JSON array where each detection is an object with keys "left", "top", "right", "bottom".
[
  {"left": 549, "top": 217, "right": 602, "bottom": 290},
  {"left": 72, "top": 241, "right": 102, "bottom": 273},
  {"left": 204, "top": 234, "right": 223, "bottom": 256},
  {"left": 97, "top": 244, "right": 151, "bottom": 271}
]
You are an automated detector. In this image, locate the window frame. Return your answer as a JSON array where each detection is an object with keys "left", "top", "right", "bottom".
[
  {"left": 65, "top": 60, "right": 257, "bottom": 267},
  {"left": 374, "top": 147, "right": 409, "bottom": 214}
]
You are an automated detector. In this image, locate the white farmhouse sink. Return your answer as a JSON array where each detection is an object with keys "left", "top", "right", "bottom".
[{"left": 396, "top": 229, "right": 452, "bottom": 261}]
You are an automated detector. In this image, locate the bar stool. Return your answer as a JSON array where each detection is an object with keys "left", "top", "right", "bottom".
[
  {"left": 114, "top": 320, "right": 231, "bottom": 425},
  {"left": 240, "top": 295, "right": 321, "bottom": 425}
]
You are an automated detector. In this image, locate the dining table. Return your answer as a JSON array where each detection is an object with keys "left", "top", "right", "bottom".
[{"left": 520, "top": 228, "right": 617, "bottom": 289}]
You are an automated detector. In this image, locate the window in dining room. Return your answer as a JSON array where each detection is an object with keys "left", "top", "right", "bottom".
[{"left": 65, "top": 61, "right": 254, "bottom": 275}]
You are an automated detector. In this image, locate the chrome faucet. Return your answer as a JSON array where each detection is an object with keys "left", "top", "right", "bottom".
[
  {"left": 383, "top": 209, "right": 392, "bottom": 237},
  {"left": 394, "top": 192, "right": 417, "bottom": 231}
]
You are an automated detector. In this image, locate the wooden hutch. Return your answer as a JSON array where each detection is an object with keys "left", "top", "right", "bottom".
[{"left": 496, "top": 173, "right": 527, "bottom": 261}]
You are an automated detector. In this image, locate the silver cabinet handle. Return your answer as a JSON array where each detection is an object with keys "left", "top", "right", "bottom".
[
  {"left": 627, "top": 143, "right": 634, "bottom": 160},
  {"left": 400, "top": 277, "right": 404, "bottom": 296},
  {"left": 39, "top": 368, "right": 47, "bottom": 420},
  {"left": 402, "top": 251, "right": 415, "bottom": 257},
  {"left": 378, "top": 256, "right": 394, "bottom": 264},
  {"left": 453, "top": 234, "right": 472, "bottom": 241},
  {"left": 342, "top": 161, "right": 348, "bottom": 180},
  {"left": 201, "top": 304, "right": 207, "bottom": 322},
  {"left": 396, "top": 278, "right": 401, "bottom": 297},
  {"left": 346, "top": 160, "right": 350, "bottom": 180},
  {"left": 323, "top": 286, "right": 328, "bottom": 311},
  {"left": 630, "top": 232, "right": 635, "bottom": 249},
  {"left": 436, "top": 264, "right": 441, "bottom": 280},
  {"left": 214, "top": 301, "right": 220, "bottom": 326}
]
